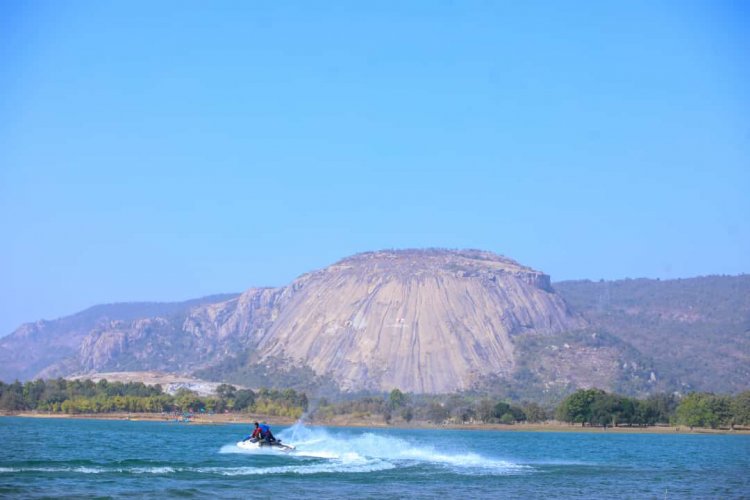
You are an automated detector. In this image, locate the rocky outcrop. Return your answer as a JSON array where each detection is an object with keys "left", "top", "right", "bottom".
[
  {"left": 40, "top": 289, "right": 279, "bottom": 378},
  {"left": 554, "top": 276, "right": 750, "bottom": 394},
  {"left": 255, "top": 250, "right": 585, "bottom": 392},
  {"left": 10, "top": 250, "right": 744, "bottom": 396},
  {"left": 1, "top": 250, "right": 587, "bottom": 393},
  {"left": 0, "top": 320, "right": 93, "bottom": 382},
  {"left": 2, "top": 295, "right": 239, "bottom": 381}
]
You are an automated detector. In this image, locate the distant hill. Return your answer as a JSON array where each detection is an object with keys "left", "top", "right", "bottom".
[
  {"left": 0, "top": 294, "right": 239, "bottom": 382},
  {"left": 242, "top": 249, "right": 587, "bottom": 393},
  {"left": 0, "top": 250, "right": 747, "bottom": 401},
  {"left": 554, "top": 276, "right": 750, "bottom": 394}
]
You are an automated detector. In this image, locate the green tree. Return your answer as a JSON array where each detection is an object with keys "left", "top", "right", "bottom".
[
  {"left": 509, "top": 405, "right": 527, "bottom": 422},
  {"left": 522, "top": 402, "right": 547, "bottom": 423},
  {"left": 383, "top": 408, "right": 392, "bottom": 424},
  {"left": 233, "top": 389, "right": 256, "bottom": 410},
  {"left": 0, "top": 381, "right": 26, "bottom": 411},
  {"left": 216, "top": 384, "right": 237, "bottom": 400},
  {"left": 476, "top": 399, "right": 495, "bottom": 423},
  {"left": 556, "top": 389, "right": 606, "bottom": 426},
  {"left": 174, "top": 388, "right": 203, "bottom": 412},
  {"left": 298, "top": 393, "right": 309, "bottom": 412},
  {"left": 426, "top": 402, "right": 449, "bottom": 423},
  {"left": 645, "top": 393, "right": 679, "bottom": 423},
  {"left": 388, "top": 388, "right": 407, "bottom": 410},
  {"left": 493, "top": 401, "right": 511, "bottom": 420},
  {"left": 401, "top": 406, "right": 414, "bottom": 423},
  {"left": 675, "top": 393, "right": 713, "bottom": 429},
  {"left": 499, "top": 413, "right": 515, "bottom": 425},
  {"left": 96, "top": 379, "right": 109, "bottom": 393},
  {"left": 23, "top": 379, "right": 47, "bottom": 409},
  {"left": 707, "top": 395, "right": 733, "bottom": 428},
  {"left": 633, "top": 399, "right": 659, "bottom": 426},
  {"left": 589, "top": 393, "right": 618, "bottom": 427},
  {"left": 731, "top": 391, "right": 750, "bottom": 426},
  {"left": 451, "top": 404, "right": 475, "bottom": 423}
]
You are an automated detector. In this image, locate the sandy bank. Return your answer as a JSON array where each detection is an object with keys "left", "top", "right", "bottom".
[
  {"left": 4, "top": 412, "right": 748, "bottom": 435},
  {"left": 6, "top": 411, "right": 296, "bottom": 426}
]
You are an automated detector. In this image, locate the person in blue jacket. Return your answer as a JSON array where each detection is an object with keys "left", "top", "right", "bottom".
[{"left": 258, "top": 422, "right": 276, "bottom": 443}]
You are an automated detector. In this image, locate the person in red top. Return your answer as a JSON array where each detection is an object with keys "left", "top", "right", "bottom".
[
  {"left": 251, "top": 422, "right": 262, "bottom": 440},
  {"left": 242, "top": 422, "right": 261, "bottom": 442}
]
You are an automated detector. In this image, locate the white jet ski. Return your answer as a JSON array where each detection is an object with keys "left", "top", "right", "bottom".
[{"left": 237, "top": 438, "right": 295, "bottom": 452}]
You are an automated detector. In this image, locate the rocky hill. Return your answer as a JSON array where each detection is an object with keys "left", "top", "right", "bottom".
[
  {"left": 554, "top": 276, "right": 750, "bottom": 394},
  {"left": 1, "top": 250, "right": 747, "bottom": 399},
  {"left": 0, "top": 294, "right": 238, "bottom": 383},
  {"left": 254, "top": 249, "right": 586, "bottom": 393}
]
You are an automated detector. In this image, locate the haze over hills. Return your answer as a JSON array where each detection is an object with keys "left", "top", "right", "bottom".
[
  {"left": 554, "top": 277, "right": 750, "bottom": 395},
  {"left": 1, "top": 250, "right": 748, "bottom": 400},
  {"left": 0, "top": 294, "right": 239, "bottom": 383}
]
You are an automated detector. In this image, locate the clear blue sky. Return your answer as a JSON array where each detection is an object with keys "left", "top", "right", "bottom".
[{"left": 1, "top": 0, "right": 748, "bottom": 335}]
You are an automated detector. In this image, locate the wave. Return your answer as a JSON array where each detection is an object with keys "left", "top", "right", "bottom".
[
  {"left": 0, "top": 465, "right": 178, "bottom": 474},
  {"left": 0, "top": 423, "right": 530, "bottom": 477},
  {"left": 220, "top": 422, "right": 530, "bottom": 476},
  {"left": 0, "top": 462, "right": 392, "bottom": 476}
]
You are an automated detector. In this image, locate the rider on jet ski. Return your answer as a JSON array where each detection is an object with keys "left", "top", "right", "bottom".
[
  {"left": 244, "top": 421, "right": 276, "bottom": 444},
  {"left": 258, "top": 422, "right": 276, "bottom": 443}
]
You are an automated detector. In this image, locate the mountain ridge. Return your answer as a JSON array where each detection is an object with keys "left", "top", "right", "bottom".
[
  {"left": 253, "top": 249, "right": 584, "bottom": 392},
  {"left": 0, "top": 294, "right": 240, "bottom": 382},
  {"left": 1, "top": 250, "right": 747, "bottom": 399}
]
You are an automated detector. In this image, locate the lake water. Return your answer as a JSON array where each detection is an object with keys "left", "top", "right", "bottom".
[{"left": 1, "top": 417, "right": 748, "bottom": 498}]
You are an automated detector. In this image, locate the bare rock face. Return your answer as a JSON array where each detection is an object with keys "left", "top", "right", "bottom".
[
  {"left": 0, "top": 295, "right": 239, "bottom": 381},
  {"left": 4, "top": 252, "right": 746, "bottom": 397},
  {"left": 1, "top": 249, "right": 587, "bottom": 394},
  {"left": 181, "top": 288, "right": 282, "bottom": 352},
  {"left": 0, "top": 320, "right": 91, "bottom": 382},
  {"left": 257, "top": 250, "right": 585, "bottom": 393},
  {"left": 38, "top": 289, "right": 281, "bottom": 378}
]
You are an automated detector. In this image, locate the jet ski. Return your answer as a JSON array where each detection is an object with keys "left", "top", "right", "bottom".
[{"left": 237, "top": 438, "right": 295, "bottom": 452}]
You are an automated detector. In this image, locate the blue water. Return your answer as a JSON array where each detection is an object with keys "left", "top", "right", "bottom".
[{"left": 1, "top": 417, "right": 748, "bottom": 499}]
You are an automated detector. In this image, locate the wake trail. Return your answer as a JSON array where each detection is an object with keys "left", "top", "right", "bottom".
[{"left": 220, "top": 422, "right": 530, "bottom": 476}]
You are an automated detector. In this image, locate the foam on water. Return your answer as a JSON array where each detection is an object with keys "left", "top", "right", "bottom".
[
  {"left": 0, "top": 466, "right": 104, "bottom": 474},
  {"left": 221, "top": 422, "right": 529, "bottom": 476},
  {"left": 74, "top": 466, "right": 107, "bottom": 474},
  {"left": 0, "top": 423, "right": 528, "bottom": 478},
  {"left": 0, "top": 465, "right": 180, "bottom": 474},
  {"left": 3, "top": 417, "right": 747, "bottom": 497},
  {"left": 219, "top": 443, "right": 282, "bottom": 456},
  {"left": 130, "top": 466, "right": 176, "bottom": 474},
  {"left": 199, "top": 460, "right": 396, "bottom": 476}
]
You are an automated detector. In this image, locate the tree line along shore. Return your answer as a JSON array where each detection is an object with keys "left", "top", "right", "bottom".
[{"left": 1, "top": 378, "right": 749, "bottom": 432}]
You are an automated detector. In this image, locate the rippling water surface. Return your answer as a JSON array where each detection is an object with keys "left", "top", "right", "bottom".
[{"left": 1, "top": 417, "right": 748, "bottom": 498}]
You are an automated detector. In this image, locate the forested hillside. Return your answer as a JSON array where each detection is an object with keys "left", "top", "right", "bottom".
[{"left": 554, "top": 275, "right": 750, "bottom": 394}]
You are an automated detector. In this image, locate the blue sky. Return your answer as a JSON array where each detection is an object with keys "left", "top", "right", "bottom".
[{"left": 1, "top": 0, "right": 748, "bottom": 335}]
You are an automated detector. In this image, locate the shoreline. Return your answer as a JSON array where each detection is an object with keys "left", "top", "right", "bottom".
[{"left": 4, "top": 412, "right": 748, "bottom": 435}]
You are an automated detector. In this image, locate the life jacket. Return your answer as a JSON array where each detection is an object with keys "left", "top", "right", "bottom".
[{"left": 259, "top": 423, "right": 271, "bottom": 436}]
